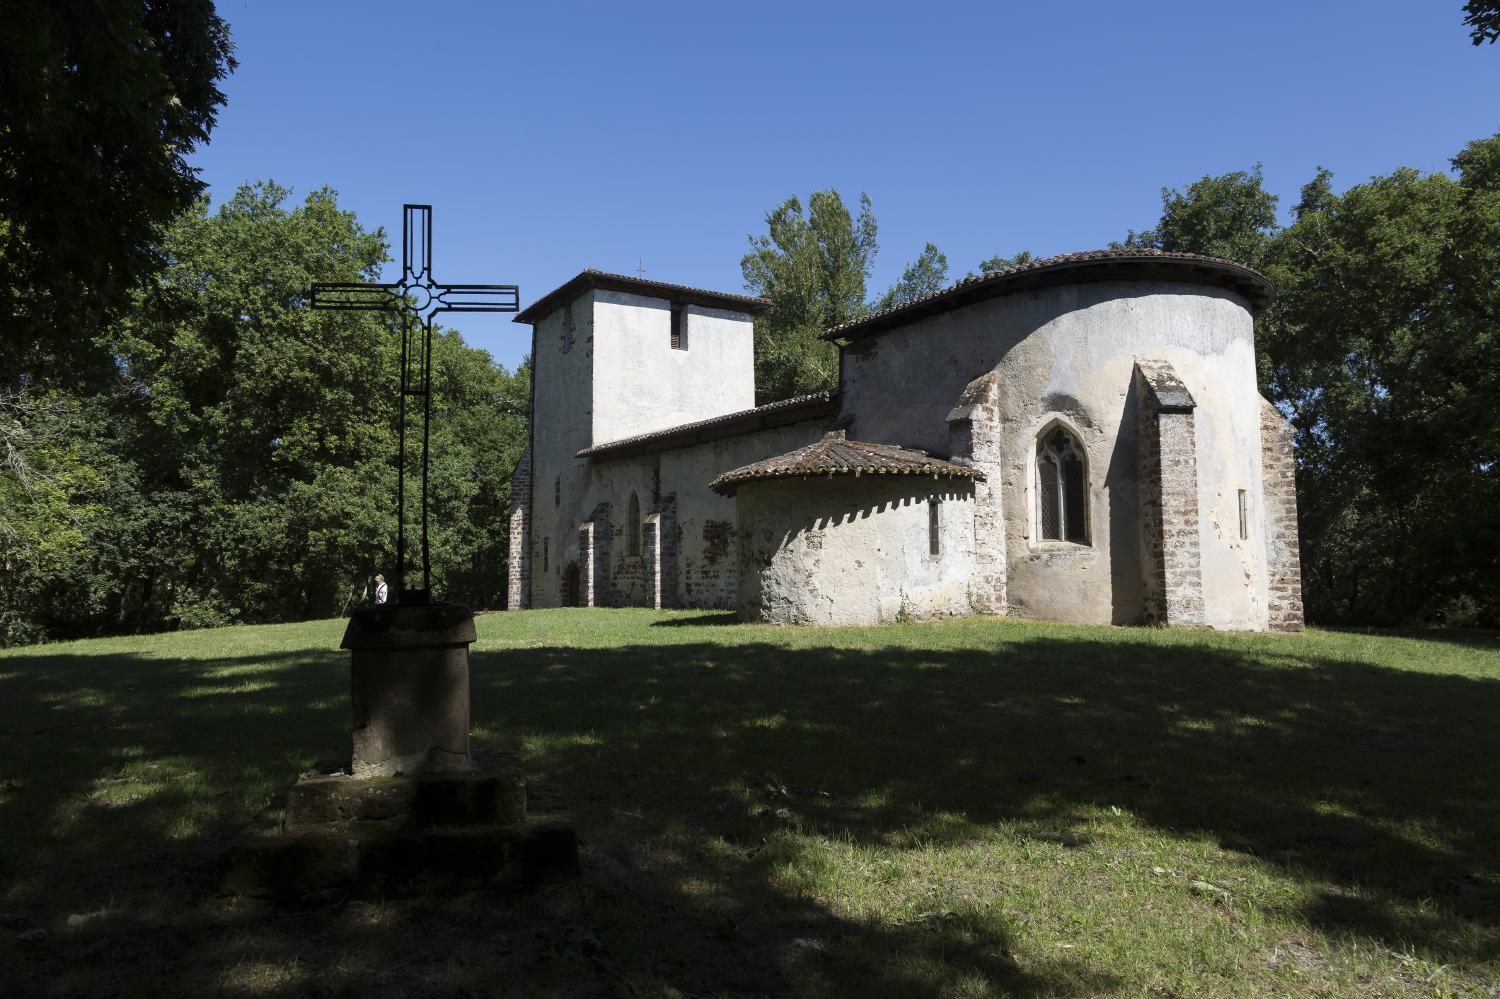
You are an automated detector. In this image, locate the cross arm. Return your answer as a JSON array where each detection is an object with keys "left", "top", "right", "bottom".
[
  {"left": 434, "top": 284, "right": 521, "bottom": 313},
  {"left": 310, "top": 282, "right": 402, "bottom": 312}
]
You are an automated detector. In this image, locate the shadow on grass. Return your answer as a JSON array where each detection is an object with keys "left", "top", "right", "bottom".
[
  {"left": 0, "top": 626, "right": 1496, "bottom": 994},
  {"left": 470, "top": 635, "right": 1500, "bottom": 968},
  {"left": 648, "top": 611, "right": 741, "bottom": 627}
]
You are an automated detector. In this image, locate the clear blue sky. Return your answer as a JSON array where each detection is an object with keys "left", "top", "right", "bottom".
[{"left": 191, "top": 1, "right": 1499, "bottom": 372}]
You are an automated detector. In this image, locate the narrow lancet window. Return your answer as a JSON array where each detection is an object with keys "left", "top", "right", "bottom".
[
  {"left": 670, "top": 306, "right": 686, "bottom": 350},
  {"left": 1238, "top": 489, "right": 1248, "bottom": 540},
  {"left": 1037, "top": 426, "right": 1089, "bottom": 544},
  {"left": 928, "top": 499, "right": 941, "bottom": 557}
]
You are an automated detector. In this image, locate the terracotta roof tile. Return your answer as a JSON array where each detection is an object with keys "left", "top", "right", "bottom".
[
  {"left": 709, "top": 430, "right": 983, "bottom": 495},
  {"left": 516, "top": 269, "right": 770, "bottom": 324}
]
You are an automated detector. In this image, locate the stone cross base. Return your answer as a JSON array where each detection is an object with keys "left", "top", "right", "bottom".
[
  {"left": 341, "top": 603, "right": 477, "bottom": 777},
  {"left": 217, "top": 757, "right": 578, "bottom": 900},
  {"left": 216, "top": 602, "right": 580, "bottom": 900}
]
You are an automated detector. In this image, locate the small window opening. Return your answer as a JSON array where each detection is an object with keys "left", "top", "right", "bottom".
[
  {"left": 627, "top": 492, "right": 641, "bottom": 556},
  {"left": 670, "top": 306, "right": 686, "bottom": 350},
  {"left": 928, "top": 499, "right": 941, "bottom": 557},
  {"left": 543, "top": 537, "right": 549, "bottom": 573},
  {"left": 1238, "top": 489, "right": 1248, "bottom": 540},
  {"left": 561, "top": 302, "right": 575, "bottom": 353},
  {"left": 1037, "top": 426, "right": 1088, "bottom": 543}
]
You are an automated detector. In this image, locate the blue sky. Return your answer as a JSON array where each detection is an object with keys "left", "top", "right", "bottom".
[{"left": 192, "top": 1, "right": 1499, "bottom": 371}]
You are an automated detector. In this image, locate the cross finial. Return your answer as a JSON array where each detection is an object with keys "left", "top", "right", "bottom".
[
  {"left": 635, "top": 259, "right": 646, "bottom": 279},
  {"left": 309, "top": 205, "right": 519, "bottom": 604}
]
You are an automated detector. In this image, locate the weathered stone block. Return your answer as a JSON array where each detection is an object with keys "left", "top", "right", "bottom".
[
  {"left": 284, "top": 764, "right": 527, "bottom": 830},
  {"left": 217, "top": 817, "right": 579, "bottom": 901},
  {"left": 340, "top": 604, "right": 476, "bottom": 778}
]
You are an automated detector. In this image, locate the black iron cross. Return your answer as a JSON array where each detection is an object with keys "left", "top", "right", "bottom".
[{"left": 311, "top": 204, "right": 518, "bottom": 604}]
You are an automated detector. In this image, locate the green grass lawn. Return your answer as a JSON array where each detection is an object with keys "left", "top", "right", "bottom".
[{"left": 1, "top": 611, "right": 1497, "bottom": 997}]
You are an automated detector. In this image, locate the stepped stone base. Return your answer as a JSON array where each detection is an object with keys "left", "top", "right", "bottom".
[{"left": 218, "top": 758, "right": 578, "bottom": 901}]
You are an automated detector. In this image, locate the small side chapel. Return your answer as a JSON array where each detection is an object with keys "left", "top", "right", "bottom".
[{"left": 506, "top": 249, "right": 1304, "bottom": 631}]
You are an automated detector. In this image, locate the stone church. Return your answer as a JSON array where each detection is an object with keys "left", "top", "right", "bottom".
[{"left": 505, "top": 248, "right": 1304, "bottom": 631}]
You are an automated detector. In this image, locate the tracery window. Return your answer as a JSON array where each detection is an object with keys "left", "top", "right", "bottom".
[
  {"left": 627, "top": 492, "right": 641, "bottom": 556},
  {"left": 1036, "top": 426, "right": 1088, "bottom": 544}
]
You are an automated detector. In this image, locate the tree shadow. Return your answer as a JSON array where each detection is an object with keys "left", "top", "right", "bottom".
[
  {"left": 1, "top": 625, "right": 1497, "bottom": 994},
  {"left": 649, "top": 611, "right": 742, "bottom": 627},
  {"left": 469, "top": 633, "right": 1500, "bottom": 969}
]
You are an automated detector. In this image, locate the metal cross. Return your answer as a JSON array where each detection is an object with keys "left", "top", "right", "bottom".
[
  {"left": 635, "top": 259, "right": 646, "bottom": 279},
  {"left": 311, "top": 204, "right": 519, "bottom": 604}
]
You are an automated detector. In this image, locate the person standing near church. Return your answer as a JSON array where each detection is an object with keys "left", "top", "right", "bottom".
[{"left": 374, "top": 574, "right": 389, "bottom": 605}]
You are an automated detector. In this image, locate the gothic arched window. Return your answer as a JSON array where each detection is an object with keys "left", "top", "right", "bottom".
[
  {"left": 1037, "top": 426, "right": 1088, "bottom": 544},
  {"left": 627, "top": 492, "right": 641, "bottom": 556}
]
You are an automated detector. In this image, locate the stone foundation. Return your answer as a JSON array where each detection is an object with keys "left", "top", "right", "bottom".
[{"left": 218, "top": 757, "right": 578, "bottom": 901}]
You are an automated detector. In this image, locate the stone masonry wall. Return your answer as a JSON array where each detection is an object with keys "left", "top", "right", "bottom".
[
  {"left": 507, "top": 445, "right": 531, "bottom": 610},
  {"left": 579, "top": 503, "right": 612, "bottom": 608},
  {"left": 1136, "top": 361, "right": 1205, "bottom": 626},
  {"left": 1260, "top": 397, "right": 1305, "bottom": 631},
  {"left": 647, "top": 496, "right": 678, "bottom": 608},
  {"left": 946, "top": 371, "right": 1005, "bottom": 613}
]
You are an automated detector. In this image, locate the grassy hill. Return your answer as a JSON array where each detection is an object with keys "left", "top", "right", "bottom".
[{"left": 2, "top": 611, "right": 1497, "bottom": 996}]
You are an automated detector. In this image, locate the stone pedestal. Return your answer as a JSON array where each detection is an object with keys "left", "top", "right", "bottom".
[
  {"left": 218, "top": 603, "right": 579, "bottom": 901},
  {"left": 341, "top": 603, "right": 476, "bottom": 777}
]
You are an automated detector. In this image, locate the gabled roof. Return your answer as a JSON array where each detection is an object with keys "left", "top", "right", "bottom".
[
  {"left": 515, "top": 269, "right": 771, "bottom": 324},
  {"left": 578, "top": 390, "right": 839, "bottom": 461},
  {"left": 820, "top": 248, "right": 1274, "bottom": 343},
  {"left": 709, "top": 430, "right": 984, "bottom": 496}
]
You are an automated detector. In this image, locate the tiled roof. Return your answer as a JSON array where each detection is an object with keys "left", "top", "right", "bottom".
[
  {"left": 820, "top": 248, "right": 1274, "bottom": 342},
  {"left": 577, "top": 390, "right": 839, "bottom": 460},
  {"left": 515, "top": 269, "right": 771, "bottom": 324},
  {"left": 709, "top": 430, "right": 984, "bottom": 495}
]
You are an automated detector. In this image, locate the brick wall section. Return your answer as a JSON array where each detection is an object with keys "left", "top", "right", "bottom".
[
  {"left": 1259, "top": 397, "right": 1305, "bottom": 631},
  {"left": 1135, "top": 361, "right": 1205, "bottom": 626},
  {"left": 683, "top": 519, "right": 737, "bottom": 609},
  {"left": 579, "top": 503, "right": 612, "bottom": 608},
  {"left": 946, "top": 372, "right": 1005, "bottom": 613},
  {"left": 649, "top": 495, "right": 678, "bottom": 608},
  {"left": 506, "top": 445, "right": 531, "bottom": 610},
  {"left": 642, "top": 518, "right": 661, "bottom": 609},
  {"left": 577, "top": 523, "right": 595, "bottom": 607}
]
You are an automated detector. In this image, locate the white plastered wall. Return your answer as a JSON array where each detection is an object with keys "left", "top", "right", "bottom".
[
  {"left": 735, "top": 476, "right": 977, "bottom": 625},
  {"left": 838, "top": 281, "right": 1270, "bottom": 630},
  {"left": 591, "top": 290, "right": 756, "bottom": 443},
  {"left": 528, "top": 290, "right": 597, "bottom": 608}
]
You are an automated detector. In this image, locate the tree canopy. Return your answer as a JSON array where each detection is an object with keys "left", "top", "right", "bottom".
[
  {"left": 740, "top": 191, "right": 879, "bottom": 401},
  {"left": 1466, "top": 1, "right": 1500, "bottom": 44},
  {"left": 0, "top": 0, "right": 236, "bottom": 385},
  {"left": 874, "top": 243, "right": 950, "bottom": 312},
  {"left": 0, "top": 184, "right": 529, "bottom": 645}
]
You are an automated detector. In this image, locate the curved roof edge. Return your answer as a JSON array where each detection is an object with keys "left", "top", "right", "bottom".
[
  {"left": 515, "top": 269, "right": 771, "bottom": 324},
  {"left": 710, "top": 430, "right": 984, "bottom": 496},
  {"left": 820, "top": 249, "right": 1274, "bottom": 343}
]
